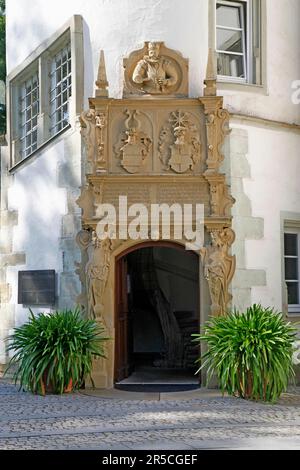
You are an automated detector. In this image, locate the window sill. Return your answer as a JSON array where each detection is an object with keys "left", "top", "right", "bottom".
[
  {"left": 9, "top": 124, "right": 72, "bottom": 173},
  {"left": 217, "top": 79, "right": 268, "bottom": 95},
  {"left": 287, "top": 311, "right": 300, "bottom": 318}
]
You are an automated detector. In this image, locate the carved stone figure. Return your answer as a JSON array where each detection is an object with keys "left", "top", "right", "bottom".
[
  {"left": 132, "top": 42, "right": 178, "bottom": 94},
  {"left": 86, "top": 233, "right": 112, "bottom": 320},
  {"left": 95, "top": 112, "right": 107, "bottom": 169},
  {"left": 116, "top": 109, "right": 152, "bottom": 173},
  {"left": 75, "top": 230, "right": 93, "bottom": 313},
  {"left": 158, "top": 110, "right": 201, "bottom": 173},
  {"left": 200, "top": 228, "right": 236, "bottom": 316}
]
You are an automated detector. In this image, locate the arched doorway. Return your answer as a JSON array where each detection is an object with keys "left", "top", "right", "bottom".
[{"left": 114, "top": 242, "right": 200, "bottom": 388}]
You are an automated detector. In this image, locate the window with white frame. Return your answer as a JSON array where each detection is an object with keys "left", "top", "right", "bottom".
[
  {"left": 284, "top": 231, "right": 300, "bottom": 313},
  {"left": 50, "top": 43, "right": 72, "bottom": 136},
  {"left": 8, "top": 16, "right": 83, "bottom": 168},
  {"left": 216, "top": 0, "right": 262, "bottom": 84}
]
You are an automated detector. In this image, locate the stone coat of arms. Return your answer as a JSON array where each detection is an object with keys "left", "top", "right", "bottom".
[{"left": 159, "top": 111, "right": 201, "bottom": 173}]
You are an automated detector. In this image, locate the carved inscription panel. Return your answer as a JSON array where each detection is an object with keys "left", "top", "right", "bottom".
[{"left": 79, "top": 177, "right": 211, "bottom": 222}]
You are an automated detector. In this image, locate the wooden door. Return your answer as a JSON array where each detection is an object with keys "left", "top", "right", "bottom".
[{"left": 115, "top": 256, "right": 130, "bottom": 382}]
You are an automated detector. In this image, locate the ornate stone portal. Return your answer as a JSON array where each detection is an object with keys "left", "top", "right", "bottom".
[{"left": 77, "top": 46, "right": 236, "bottom": 388}]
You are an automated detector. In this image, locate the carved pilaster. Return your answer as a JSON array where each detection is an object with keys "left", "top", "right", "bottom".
[
  {"left": 85, "top": 233, "right": 113, "bottom": 320},
  {"left": 80, "top": 108, "right": 108, "bottom": 175},
  {"left": 95, "top": 111, "right": 108, "bottom": 172},
  {"left": 75, "top": 230, "right": 93, "bottom": 313},
  {"left": 205, "top": 174, "right": 235, "bottom": 217},
  {"left": 200, "top": 227, "right": 236, "bottom": 317},
  {"left": 80, "top": 109, "right": 96, "bottom": 174},
  {"left": 199, "top": 97, "right": 230, "bottom": 175}
]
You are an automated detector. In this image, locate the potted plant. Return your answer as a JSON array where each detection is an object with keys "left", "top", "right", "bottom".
[
  {"left": 5, "top": 308, "right": 109, "bottom": 395},
  {"left": 193, "top": 304, "right": 297, "bottom": 402}
]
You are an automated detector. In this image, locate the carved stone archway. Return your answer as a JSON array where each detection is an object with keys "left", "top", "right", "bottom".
[{"left": 76, "top": 45, "right": 236, "bottom": 388}]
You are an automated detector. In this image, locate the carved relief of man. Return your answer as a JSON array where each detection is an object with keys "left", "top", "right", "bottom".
[
  {"left": 132, "top": 42, "right": 178, "bottom": 93},
  {"left": 86, "top": 234, "right": 112, "bottom": 320}
]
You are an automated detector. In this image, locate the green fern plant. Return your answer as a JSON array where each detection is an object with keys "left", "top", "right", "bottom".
[
  {"left": 193, "top": 305, "right": 297, "bottom": 402},
  {"left": 5, "top": 308, "right": 109, "bottom": 395}
]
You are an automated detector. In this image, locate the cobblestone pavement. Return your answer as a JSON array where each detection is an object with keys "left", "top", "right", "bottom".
[{"left": 1, "top": 380, "right": 300, "bottom": 450}]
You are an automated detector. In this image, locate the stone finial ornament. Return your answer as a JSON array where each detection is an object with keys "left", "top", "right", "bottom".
[
  {"left": 95, "top": 50, "right": 109, "bottom": 97},
  {"left": 204, "top": 48, "right": 217, "bottom": 97}
]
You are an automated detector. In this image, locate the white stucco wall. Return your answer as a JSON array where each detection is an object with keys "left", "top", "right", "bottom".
[
  {"left": 6, "top": 0, "right": 208, "bottom": 104},
  {"left": 229, "top": 120, "right": 300, "bottom": 313},
  {"left": 6, "top": 140, "right": 66, "bottom": 325},
  {"left": 7, "top": 0, "right": 300, "bottom": 124},
  {"left": 243, "top": 123, "right": 300, "bottom": 309},
  {"left": 4, "top": 126, "right": 82, "bottom": 327}
]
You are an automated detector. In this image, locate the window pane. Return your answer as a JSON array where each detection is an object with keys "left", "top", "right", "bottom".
[
  {"left": 216, "top": 4, "right": 241, "bottom": 28},
  {"left": 217, "top": 52, "right": 245, "bottom": 78},
  {"left": 19, "top": 72, "right": 39, "bottom": 159},
  {"left": 32, "top": 89, "right": 38, "bottom": 103},
  {"left": 25, "top": 135, "right": 31, "bottom": 148},
  {"left": 25, "top": 94, "right": 31, "bottom": 108},
  {"left": 285, "top": 258, "right": 299, "bottom": 281},
  {"left": 56, "top": 109, "right": 62, "bottom": 123},
  {"left": 32, "top": 102, "right": 38, "bottom": 117},
  {"left": 217, "top": 28, "right": 243, "bottom": 53},
  {"left": 62, "top": 90, "right": 68, "bottom": 103},
  {"left": 50, "top": 42, "right": 72, "bottom": 136},
  {"left": 56, "top": 69, "right": 61, "bottom": 83},
  {"left": 285, "top": 234, "right": 298, "bottom": 256},
  {"left": 287, "top": 282, "right": 299, "bottom": 305},
  {"left": 32, "top": 129, "right": 37, "bottom": 145}
]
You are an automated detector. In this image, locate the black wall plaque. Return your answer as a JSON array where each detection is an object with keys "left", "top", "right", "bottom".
[{"left": 18, "top": 270, "right": 56, "bottom": 306}]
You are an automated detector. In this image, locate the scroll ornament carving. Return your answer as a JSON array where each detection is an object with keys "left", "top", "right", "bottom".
[
  {"left": 132, "top": 42, "right": 178, "bottom": 94},
  {"left": 204, "top": 107, "right": 230, "bottom": 175},
  {"left": 115, "top": 109, "right": 152, "bottom": 174},
  {"left": 208, "top": 180, "right": 236, "bottom": 217},
  {"left": 85, "top": 233, "right": 113, "bottom": 320},
  {"left": 158, "top": 111, "right": 201, "bottom": 173},
  {"left": 200, "top": 228, "right": 236, "bottom": 317}
]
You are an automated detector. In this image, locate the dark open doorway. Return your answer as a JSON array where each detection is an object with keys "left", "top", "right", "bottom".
[{"left": 115, "top": 244, "right": 200, "bottom": 389}]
